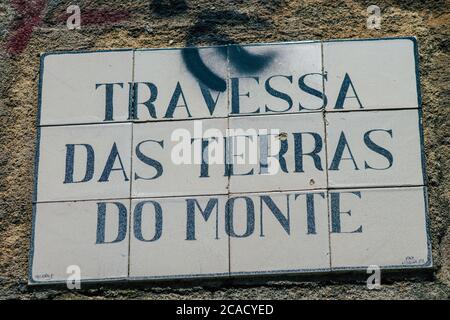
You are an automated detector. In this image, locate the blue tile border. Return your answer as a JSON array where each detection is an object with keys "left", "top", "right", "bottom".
[
  {"left": 29, "top": 36, "right": 433, "bottom": 285},
  {"left": 28, "top": 51, "right": 45, "bottom": 284}
]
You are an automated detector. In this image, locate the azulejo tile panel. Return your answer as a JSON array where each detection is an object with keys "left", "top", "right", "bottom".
[{"left": 30, "top": 37, "right": 431, "bottom": 284}]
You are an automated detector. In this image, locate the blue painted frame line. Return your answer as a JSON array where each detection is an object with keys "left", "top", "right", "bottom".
[{"left": 29, "top": 37, "right": 432, "bottom": 285}]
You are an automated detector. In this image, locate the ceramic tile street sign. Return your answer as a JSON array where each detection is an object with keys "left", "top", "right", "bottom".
[{"left": 30, "top": 37, "right": 431, "bottom": 284}]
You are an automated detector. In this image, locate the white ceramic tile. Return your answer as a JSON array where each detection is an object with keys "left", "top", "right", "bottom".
[
  {"left": 329, "top": 187, "right": 430, "bottom": 269},
  {"left": 129, "top": 195, "right": 229, "bottom": 279},
  {"left": 228, "top": 113, "right": 327, "bottom": 194},
  {"left": 133, "top": 47, "right": 228, "bottom": 121},
  {"left": 229, "top": 191, "right": 330, "bottom": 274},
  {"left": 229, "top": 42, "right": 324, "bottom": 116},
  {"left": 324, "top": 38, "right": 419, "bottom": 111},
  {"left": 36, "top": 123, "right": 132, "bottom": 202},
  {"left": 326, "top": 109, "right": 424, "bottom": 188},
  {"left": 30, "top": 200, "right": 130, "bottom": 283},
  {"left": 40, "top": 50, "right": 133, "bottom": 125},
  {"left": 132, "top": 118, "right": 228, "bottom": 198}
]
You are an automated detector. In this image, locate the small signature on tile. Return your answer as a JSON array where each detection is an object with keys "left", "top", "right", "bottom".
[
  {"left": 402, "top": 256, "right": 425, "bottom": 265},
  {"left": 35, "top": 273, "right": 54, "bottom": 280}
]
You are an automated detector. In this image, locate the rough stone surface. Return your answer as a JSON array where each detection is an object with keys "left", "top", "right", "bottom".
[{"left": 0, "top": 0, "right": 448, "bottom": 299}]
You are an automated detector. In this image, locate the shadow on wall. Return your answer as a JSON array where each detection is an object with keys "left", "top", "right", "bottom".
[{"left": 150, "top": 0, "right": 189, "bottom": 17}]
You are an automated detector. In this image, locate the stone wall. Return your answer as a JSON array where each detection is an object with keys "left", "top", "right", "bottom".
[{"left": 0, "top": 0, "right": 448, "bottom": 299}]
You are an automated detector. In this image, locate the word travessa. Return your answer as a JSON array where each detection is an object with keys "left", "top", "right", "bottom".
[
  {"left": 96, "top": 191, "right": 362, "bottom": 244},
  {"left": 95, "top": 72, "right": 360, "bottom": 120}
]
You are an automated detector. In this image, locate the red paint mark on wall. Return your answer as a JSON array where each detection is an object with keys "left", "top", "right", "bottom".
[
  {"left": 5, "top": 2, "right": 131, "bottom": 55},
  {"left": 6, "top": 0, "right": 47, "bottom": 55},
  {"left": 55, "top": 9, "right": 130, "bottom": 25}
]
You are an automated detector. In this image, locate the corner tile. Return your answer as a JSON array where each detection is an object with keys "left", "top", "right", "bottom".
[
  {"left": 39, "top": 50, "right": 134, "bottom": 125},
  {"left": 323, "top": 38, "right": 419, "bottom": 111},
  {"left": 30, "top": 200, "right": 130, "bottom": 283},
  {"left": 329, "top": 186, "right": 430, "bottom": 269}
]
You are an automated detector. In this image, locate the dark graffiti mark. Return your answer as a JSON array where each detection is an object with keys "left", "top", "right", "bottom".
[
  {"left": 181, "top": 9, "right": 277, "bottom": 92},
  {"left": 150, "top": 0, "right": 188, "bottom": 17},
  {"left": 182, "top": 47, "right": 228, "bottom": 92},
  {"left": 181, "top": 43, "right": 276, "bottom": 92},
  {"left": 228, "top": 44, "right": 276, "bottom": 74}
]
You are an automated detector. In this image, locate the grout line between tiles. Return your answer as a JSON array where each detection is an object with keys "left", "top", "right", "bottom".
[
  {"left": 36, "top": 106, "right": 422, "bottom": 129},
  {"left": 32, "top": 186, "right": 427, "bottom": 205},
  {"left": 327, "top": 184, "right": 425, "bottom": 190},
  {"left": 320, "top": 40, "right": 333, "bottom": 270},
  {"left": 37, "top": 106, "right": 422, "bottom": 128},
  {"left": 127, "top": 49, "right": 136, "bottom": 278},
  {"left": 226, "top": 45, "right": 232, "bottom": 277},
  {"left": 324, "top": 106, "right": 420, "bottom": 113}
]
